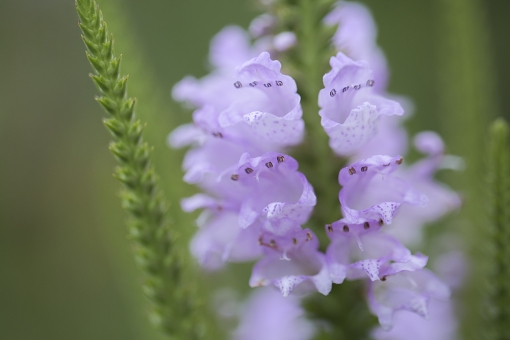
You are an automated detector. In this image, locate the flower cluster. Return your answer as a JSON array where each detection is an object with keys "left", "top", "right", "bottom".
[
  {"left": 170, "top": 0, "right": 461, "bottom": 336},
  {"left": 171, "top": 27, "right": 330, "bottom": 296}
]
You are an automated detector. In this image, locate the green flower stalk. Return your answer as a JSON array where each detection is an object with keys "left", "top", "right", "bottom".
[
  {"left": 75, "top": 0, "right": 213, "bottom": 338},
  {"left": 484, "top": 118, "right": 510, "bottom": 339}
]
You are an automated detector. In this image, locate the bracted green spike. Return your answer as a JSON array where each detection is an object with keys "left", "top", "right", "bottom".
[
  {"left": 484, "top": 118, "right": 510, "bottom": 340},
  {"left": 75, "top": 0, "right": 214, "bottom": 338}
]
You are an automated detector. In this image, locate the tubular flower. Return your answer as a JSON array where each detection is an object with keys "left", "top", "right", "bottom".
[
  {"left": 367, "top": 269, "right": 451, "bottom": 331},
  {"left": 338, "top": 154, "right": 427, "bottom": 225},
  {"left": 318, "top": 53, "right": 404, "bottom": 157}
]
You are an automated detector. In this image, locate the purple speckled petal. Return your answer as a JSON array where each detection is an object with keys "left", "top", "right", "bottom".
[
  {"left": 234, "top": 288, "right": 316, "bottom": 340},
  {"left": 319, "top": 53, "right": 403, "bottom": 156},
  {"left": 352, "top": 114, "right": 408, "bottom": 162},
  {"left": 339, "top": 155, "right": 428, "bottom": 225},
  {"left": 321, "top": 102, "right": 379, "bottom": 156},
  {"left": 368, "top": 269, "right": 451, "bottom": 331},
  {"left": 250, "top": 229, "right": 331, "bottom": 296}
]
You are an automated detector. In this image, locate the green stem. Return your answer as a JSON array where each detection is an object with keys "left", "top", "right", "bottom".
[{"left": 75, "top": 1, "right": 218, "bottom": 338}]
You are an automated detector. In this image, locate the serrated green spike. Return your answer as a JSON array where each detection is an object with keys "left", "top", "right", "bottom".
[
  {"left": 86, "top": 53, "right": 105, "bottom": 73},
  {"left": 75, "top": 0, "right": 214, "bottom": 338},
  {"left": 96, "top": 96, "right": 117, "bottom": 115},
  {"left": 103, "top": 117, "right": 124, "bottom": 137},
  {"left": 109, "top": 55, "right": 122, "bottom": 79},
  {"left": 89, "top": 73, "right": 110, "bottom": 93},
  {"left": 483, "top": 118, "right": 510, "bottom": 338},
  {"left": 114, "top": 75, "right": 129, "bottom": 98}
]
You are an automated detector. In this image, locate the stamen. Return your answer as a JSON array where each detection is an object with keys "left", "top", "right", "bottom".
[
  {"left": 212, "top": 132, "right": 223, "bottom": 138},
  {"left": 396, "top": 157, "right": 403, "bottom": 165},
  {"left": 354, "top": 84, "right": 361, "bottom": 90},
  {"left": 378, "top": 218, "right": 384, "bottom": 226},
  {"left": 330, "top": 89, "right": 337, "bottom": 97},
  {"left": 249, "top": 81, "right": 258, "bottom": 87},
  {"left": 277, "top": 155, "right": 285, "bottom": 163},
  {"left": 367, "top": 79, "right": 375, "bottom": 87},
  {"left": 269, "top": 239, "right": 277, "bottom": 248},
  {"left": 276, "top": 80, "right": 283, "bottom": 86},
  {"left": 258, "top": 236, "right": 263, "bottom": 245},
  {"left": 363, "top": 222, "right": 370, "bottom": 230},
  {"left": 234, "top": 81, "right": 242, "bottom": 88},
  {"left": 306, "top": 232, "right": 313, "bottom": 241},
  {"left": 292, "top": 237, "right": 298, "bottom": 245},
  {"left": 354, "top": 233, "right": 364, "bottom": 251},
  {"left": 245, "top": 168, "right": 254, "bottom": 174},
  {"left": 348, "top": 167, "right": 356, "bottom": 175},
  {"left": 265, "top": 162, "right": 273, "bottom": 168},
  {"left": 255, "top": 169, "right": 263, "bottom": 182},
  {"left": 231, "top": 174, "right": 239, "bottom": 181},
  {"left": 264, "top": 83, "right": 272, "bottom": 88},
  {"left": 343, "top": 225, "right": 349, "bottom": 232},
  {"left": 361, "top": 166, "right": 368, "bottom": 172},
  {"left": 381, "top": 276, "right": 387, "bottom": 282},
  {"left": 342, "top": 86, "right": 349, "bottom": 93},
  {"left": 327, "top": 224, "right": 333, "bottom": 232},
  {"left": 280, "top": 252, "right": 290, "bottom": 261}
]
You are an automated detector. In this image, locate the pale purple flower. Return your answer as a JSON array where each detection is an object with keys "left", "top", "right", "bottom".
[
  {"left": 273, "top": 32, "right": 297, "bottom": 52},
  {"left": 170, "top": 53, "right": 305, "bottom": 183},
  {"left": 325, "top": 221, "right": 428, "bottom": 283},
  {"left": 183, "top": 152, "right": 316, "bottom": 270},
  {"left": 225, "top": 152, "right": 316, "bottom": 229},
  {"left": 325, "top": 1, "right": 389, "bottom": 92},
  {"left": 250, "top": 228, "right": 332, "bottom": 296},
  {"left": 385, "top": 132, "right": 461, "bottom": 246},
  {"left": 234, "top": 288, "right": 316, "bottom": 340},
  {"left": 338, "top": 155, "right": 427, "bottom": 225},
  {"left": 218, "top": 52, "right": 304, "bottom": 148},
  {"left": 319, "top": 53, "right": 404, "bottom": 156},
  {"left": 368, "top": 269, "right": 451, "bottom": 331},
  {"left": 249, "top": 14, "right": 276, "bottom": 38}
]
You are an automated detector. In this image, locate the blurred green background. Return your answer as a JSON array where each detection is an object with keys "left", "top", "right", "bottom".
[{"left": 0, "top": 1, "right": 509, "bottom": 339}]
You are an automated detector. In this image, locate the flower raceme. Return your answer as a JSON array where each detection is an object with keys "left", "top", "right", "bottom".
[{"left": 170, "top": 0, "right": 460, "bottom": 336}]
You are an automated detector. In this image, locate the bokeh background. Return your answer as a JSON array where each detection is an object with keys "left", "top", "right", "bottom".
[{"left": 1, "top": 1, "right": 509, "bottom": 339}]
